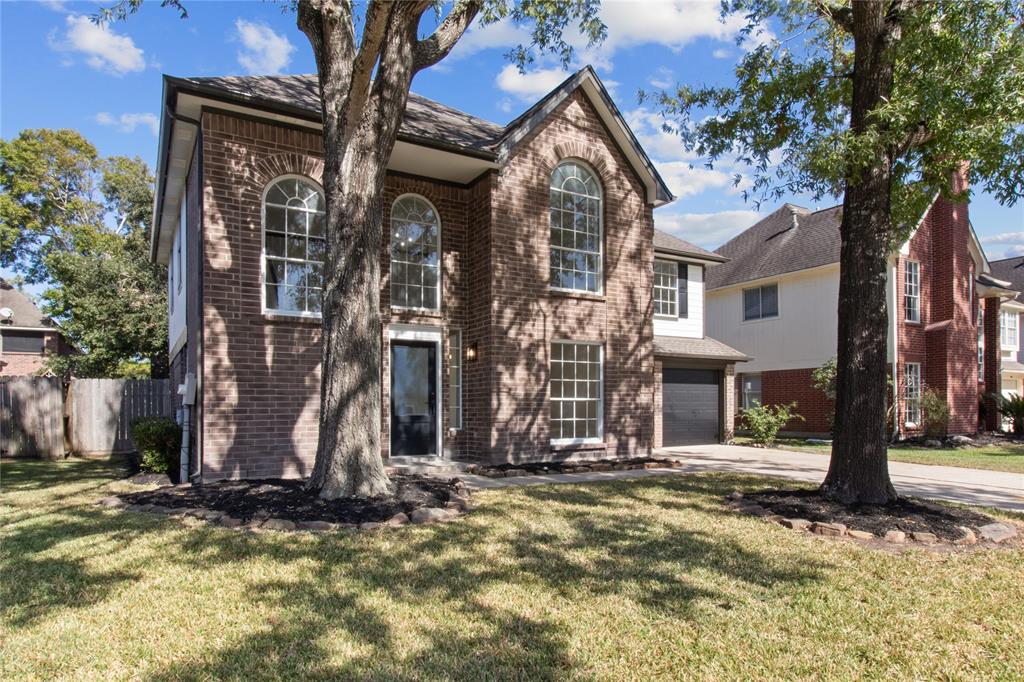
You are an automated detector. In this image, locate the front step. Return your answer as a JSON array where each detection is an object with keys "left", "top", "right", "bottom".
[{"left": 386, "top": 456, "right": 471, "bottom": 476}]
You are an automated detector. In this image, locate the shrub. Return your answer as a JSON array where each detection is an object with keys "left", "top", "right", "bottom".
[
  {"left": 996, "top": 394, "right": 1024, "bottom": 435},
  {"left": 740, "top": 403, "right": 804, "bottom": 447},
  {"left": 920, "top": 388, "right": 950, "bottom": 439},
  {"left": 131, "top": 417, "right": 181, "bottom": 475}
]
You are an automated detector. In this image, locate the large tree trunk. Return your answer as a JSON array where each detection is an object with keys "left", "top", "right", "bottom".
[{"left": 821, "top": 1, "right": 900, "bottom": 505}]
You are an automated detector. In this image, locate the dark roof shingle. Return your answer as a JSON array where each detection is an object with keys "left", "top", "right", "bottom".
[
  {"left": 654, "top": 229, "right": 727, "bottom": 262},
  {"left": 705, "top": 204, "right": 843, "bottom": 290},
  {"left": 653, "top": 335, "right": 750, "bottom": 361},
  {"left": 178, "top": 74, "right": 506, "bottom": 154},
  {"left": 989, "top": 256, "right": 1024, "bottom": 294},
  {"left": 0, "top": 279, "right": 52, "bottom": 328}
]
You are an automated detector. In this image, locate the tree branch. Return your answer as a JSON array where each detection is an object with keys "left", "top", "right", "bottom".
[
  {"left": 347, "top": 0, "right": 395, "bottom": 125},
  {"left": 814, "top": 1, "right": 853, "bottom": 33},
  {"left": 412, "top": 0, "right": 481, "bottom": 73}
]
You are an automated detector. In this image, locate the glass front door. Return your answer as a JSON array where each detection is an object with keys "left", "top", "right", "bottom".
[{"left": 390, "top": 341, "right": 437, "bottom": 456}]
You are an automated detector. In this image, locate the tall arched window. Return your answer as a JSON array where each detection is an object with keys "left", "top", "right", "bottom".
[
  {"left": 550, "top": 161, "right": 602, "bottom": 293},
  {"left": 263, "top": 176, "right": 326, "bottom": 315},
  {"left": 390, "top": 194, "right": 440, "bottom": 309}
]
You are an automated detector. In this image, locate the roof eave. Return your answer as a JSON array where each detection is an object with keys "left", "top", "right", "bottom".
[{"left": 654, "top": 246, "right": 729, "bottom": 263}]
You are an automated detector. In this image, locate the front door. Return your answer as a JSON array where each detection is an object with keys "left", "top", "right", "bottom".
[{"left": 390, "top": 341, "right": 437, "bottom": 456}]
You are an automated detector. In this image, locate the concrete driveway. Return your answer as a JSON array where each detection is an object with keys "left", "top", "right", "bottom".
[{"left": 657, "top": 443, "right": 1024, "bottom": 513}]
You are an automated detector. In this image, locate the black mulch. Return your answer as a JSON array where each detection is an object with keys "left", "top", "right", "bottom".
[
  {"left": 474, "top": 457, "right": 673, "bottom": 475},
  {"left": 743, "top": 489, "right": 997, "bottom": 541},
  {"left": 119, "top": 475, "right": 462, "bottom": 525}
]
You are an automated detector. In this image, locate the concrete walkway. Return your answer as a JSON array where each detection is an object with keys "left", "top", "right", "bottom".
[{"left": 457, "top": 444, "right": 1024, "bottom": 512}]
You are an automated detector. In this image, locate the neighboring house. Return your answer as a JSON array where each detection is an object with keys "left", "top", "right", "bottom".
[
  {"left": 0, "top": 279, "right": 71, "bottom": 376},
  {"left": 988, "top": 257, "right": 1024, "bottom": 401},
  {"left": 705, "top": 184, "right": 1017, "bottom": 438},
  {"left": 151, "top": 66, "right": 747, "bottom": 481}
]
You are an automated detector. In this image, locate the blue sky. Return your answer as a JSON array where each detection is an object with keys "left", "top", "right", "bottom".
[{"left": 2, "top": 0, "right": 1021, "bottom": 270}]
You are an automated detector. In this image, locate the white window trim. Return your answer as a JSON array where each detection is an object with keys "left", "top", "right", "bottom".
[
  {"left": 549, "top": 159, "right": 604, "bottom": 296},
  {"left": 388, "top": 324, "right": 444, "bottom": 458},
  {"left": 1001, "top": 310, "right": 1018, "bottom": 348},
  {"left": 448, "top": 329, "right": 462, "bottom": 431},
  {"left": 260, "top": 174, "right": 326, "bottom": 319},
  {"left": 390, "top": 193, "right": 442, "bottom": 312},
  {"left": 653, "top": 258, "right": 679, "bottom": 319},
  {"left": 741, "top": 283, "right": 780, "bottom": 323},
  {"left": 904, "top": 260, "right": 921, "bottom": 323},
  {"left": 904, "top": 362, "right": 922, "bottom": 427},
  {"left": 550, "top": 339, "right": 604, "bottom": 446},
  {"left": 741, "top": 373, "right": 762, "bottom": 410}
]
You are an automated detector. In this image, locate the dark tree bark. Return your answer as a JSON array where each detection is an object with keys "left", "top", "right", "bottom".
[
  {"left": 821, "top": 0, "right": 904, "bottom": 505},
  {"left": 297, "top": 0, "right": 478, "bottom": 499}
]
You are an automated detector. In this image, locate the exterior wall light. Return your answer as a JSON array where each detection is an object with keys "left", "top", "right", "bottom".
[{"left": 466, "top": 342, "right": 478, "bottom": 362}]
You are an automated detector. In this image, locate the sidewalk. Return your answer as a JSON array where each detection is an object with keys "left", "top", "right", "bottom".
[{"left": 456, "top": 444, "right": 1024, "bottom": 513}]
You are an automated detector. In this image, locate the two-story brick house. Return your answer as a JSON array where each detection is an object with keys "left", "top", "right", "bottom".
[
  {"left": 0, "top": 279, "right": 72, "bottom": 376},
  {"left": 989, "top": 257, "right": 1024, "bottom": 401},
  {"left": 705, "top": 184, "right": 1017, "bottom": 439},
  {"left": 152, "top": 67, "right": 747, "bottom": 481}
]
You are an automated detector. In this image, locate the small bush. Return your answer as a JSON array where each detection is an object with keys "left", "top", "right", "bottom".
[
  {"left": 132, "top": 417, "right": 181, "bottom": 475},
  {"left": 997, "top": 394, "right": 1024, "bottom": 435},
  {"left": 740, "top": 402, "right": 804, "bottom": 447},
  {"left": 921, "top": 388, "right": 950, "bottom": 439}
]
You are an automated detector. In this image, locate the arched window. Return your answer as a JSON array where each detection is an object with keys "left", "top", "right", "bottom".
[
  {"left": 263, "top": 176, "right": 326, "bottom": 315},
  {"left": 390, "top": 194, "right": 440, "bottom": 309},
  {"left": 550, "top": 161, "right": 602, "bottom": 293}
]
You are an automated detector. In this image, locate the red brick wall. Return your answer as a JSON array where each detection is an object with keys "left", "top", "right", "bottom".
[{"left": 759, "top": 368, "right": 833, "bottom": 434}]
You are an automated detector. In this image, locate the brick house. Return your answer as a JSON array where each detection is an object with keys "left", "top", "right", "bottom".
[
  {"left": 988, "top": 257, "right": 1024, "bottom": 405},
  {"left": 151, "top": 67, "right": 747, "bottom": 481},
  {"left": 0, "top": 279, "right": 72, "bottom": 376},
  {"left": 705, "top": 186, "right": 1017, "bottom": 439}
]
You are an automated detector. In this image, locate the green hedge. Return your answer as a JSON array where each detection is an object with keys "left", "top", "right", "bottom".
[{"left": 131, "top": 417, "right": 181, "bottom": 476}]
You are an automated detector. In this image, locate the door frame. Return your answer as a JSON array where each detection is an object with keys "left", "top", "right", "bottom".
[{"left": 388, "top": 324, "right": 443, "bottom": 457}]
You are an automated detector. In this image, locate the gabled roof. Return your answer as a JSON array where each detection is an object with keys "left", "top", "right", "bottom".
[
  {"left": 989, "top": 256, "right": 1024, "bottom": 294},
  {"left": 654, "top": 335, "right": 750, "bottom": 361},
  {"left": 654, "top": 229, "right": 727, "bottom": 263},
  {"left": 705, "top": 204, "right": 843, "bottom": 290},
  {"left": 0, "top": 279, "right": 54, "bottom": 329}
]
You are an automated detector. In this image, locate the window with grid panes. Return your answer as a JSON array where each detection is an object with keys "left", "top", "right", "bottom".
[
  {"left": 390, "top": 194, "right": 440, "bottom": 309},
  {"left": 550, "top": 162, "right": 602, "bottom": 293},
  {"left": 263, "top": 177, "right": 326, "bottom": 315},
  {"left": 550, "top": 341, "right": 602, "bottom": 442}
]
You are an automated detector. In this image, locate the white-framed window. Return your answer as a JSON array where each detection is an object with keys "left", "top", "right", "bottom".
[
  {"left": 1001, "top": 310, "right": 1018, "bottom": 349},
  {"left": 262, "top": 176, "right": 326, "bottom": 315},
  {"left": 176, "top": 192, "right": 185, "bottom": 294},
  {"left": 448, "top": 330, "right": 462, "bottom": 430},
  {"left": 904, "top": 362, "right": 922, "bottom": 426},
  {"left": 741, "top": 374, "right": 762, "bottom": 409},
  {"left": 653, "top": 259, "right": 678, "bottom": 317},
  {"left": 390, "top": 194, "right": 441, "bottom": 310},
  {"left": 550, "top": 161, "right": 602, "bottom": 293},
  {"left": 979, "top": 307, "right": 985, "bottom": 378},
  {"left": 550, "top": 341, "right": 603, "bottom": 443},
  {"left": 904, "top": 260, "right": 920, "bottom": 322},
  {"left": 743, "top": 283, "right": 779, "bottom": 321}
]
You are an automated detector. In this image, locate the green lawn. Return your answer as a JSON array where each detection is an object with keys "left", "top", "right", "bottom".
[
  {"left": 734, "top": 437, "right": 1024, "bottom": 474},
  {"left": 2, "top": 458, "right": 1022, "bottom": 680}
]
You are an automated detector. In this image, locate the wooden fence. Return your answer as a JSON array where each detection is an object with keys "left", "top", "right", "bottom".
[
  {"left": 0, "top": 377, "right": 65, "bottom": 458},
  {"left": 0, "top": 377, "right": 173, "bottom": 458}
]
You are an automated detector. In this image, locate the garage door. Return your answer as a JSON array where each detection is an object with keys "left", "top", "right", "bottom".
[{"left": 662, "top": 368, "right": 721, "bottom": 446}]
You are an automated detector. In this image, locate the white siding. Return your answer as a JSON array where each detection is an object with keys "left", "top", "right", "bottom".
[
  {"left": 168, "top": 195, "right": 187, "bottom": 358},
  {"left": 706, "top": 265, "right": 839, "bottom": 373},
  {"left": 653, "top": 262, "right": 704, "bottom": 339}
]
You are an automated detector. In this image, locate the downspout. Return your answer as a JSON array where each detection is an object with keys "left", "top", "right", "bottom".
[
  {"left": 178, "top": 372, "right": 196, "bottom": 483},
  {"left": 889, "top": 259, "right": 901, "bottom": 442}
]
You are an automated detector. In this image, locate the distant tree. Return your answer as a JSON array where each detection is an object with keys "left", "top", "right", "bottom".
[
  {"left": 656, "top": 0, "right": 1024, "bottom": 503},
  {"left": 0, "top": 130, "right": 168, "bottom": 377},
  {"left": 107, "top": 0, "right": 607, "bottom": 499}
]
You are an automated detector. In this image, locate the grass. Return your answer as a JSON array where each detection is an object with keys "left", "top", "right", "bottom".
[
  {"left": 734, "top": 436, "right": 1024, "bottom": 474},
  {"left": 2, "top": 458, "right": 1023, "bottom": 680}
]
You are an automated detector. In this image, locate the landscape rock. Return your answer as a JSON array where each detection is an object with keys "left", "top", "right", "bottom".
[
  {"left": 950, "top": 435, "right": 975, "bottom": 446},
  {"left": 780, "top": 518, "right": 811, "bottom": 531},
  {"left": 411, "top": 507, "right": 456, "bottom": 524},
  {"left": 299, "top": 520, "right": 336, "bottom": 531},
  {"left": 194, "top": 509, "right": 224, "bottom": 521},
  {"left": 504, "top": 469, "right": 528, "bottom": 478},
  {"left": 924, "top": 439, "right": 942, "bottom": 449},
  {"left": 590, "top": 463, "right": 612, "bottom": 472},
  {"left": 219, "top": 516, "right": 242, "bottom": 528},
  {"left": 726, "top": 491, "right": 744, "bottom": 502},
  {"left": 261, "top": 518, "right": 296, "bottom": 532},
  {"left": 573, "top": 466, "right": 592, "bottom": 473},
  {"left": 386, "top": 512, "right": 409, "bottom": 527},
  {"left": 96, "top": 496, "right": 125, "bottom": 508},
  {"left": 883, "top": 530, "right": 907, "bottom": 544},
  {"left": 977, "top": 522, "right": 1017, "bottom": 543},
  {"left": 847, "top": 530, "right": 875, "bottom": 540},
  {"left": 811, "top": 521, "right": 847, "bottom": 537},
  {"left": 953, "top": 526, "right": 977, "bottom": 546},
  {"left": 911, "top": 531, "right": 938, "bottom": 544},
  {"left": 738, "top": 503, "right": 771, "bottom": 517},
  {"left": 359, "top": 521, "right": 384, "bottom": 531}
]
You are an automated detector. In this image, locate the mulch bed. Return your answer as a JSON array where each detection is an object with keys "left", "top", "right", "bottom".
[
  {"left": 743, "top": 489, "right": 998, "bottom": 541},
  {"left": 469, "top": 456, "right": 682, "bottom": 477},
  {"left": 118, "top": 474, "right": 463, "bottom": 525}
]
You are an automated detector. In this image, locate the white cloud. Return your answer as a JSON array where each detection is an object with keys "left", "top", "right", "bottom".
[
  {"left": 450, "top": 18, "right": 531, "bottom": 59},
  {"left": 95, "top": 111, "right": 159, "bottom": 136},
  {"left": 648, "top": 67, "right": 674, "bottom": 90},
  {"left": 626, "top": 107, "right": 695, "bottom": 161},
  {"left": 495, "top": 64, "right": 569, "bottom": 101},
  {"left": 40, "top": 0, "right": 68, "bottom": 12},
  {"left": 981, "top": 232, "right": 1024, "bottom": 260},
  {"left": 655, "top": 209, "right": 762, "bottom": 249},
  {"left": 234, "top": 19, "right": 294, "bottom": 75},
  {"left": 656, "top": 161, "right": 738, "bottom": 199},
  {"left": 712, "top": 48, "right": 732, "bottom": 59},
  {"left": 982, "top": 231, "right": 1024, "bottom": 245},
  {"left": 50, "top": 15, "right": 145, "bottom": 75}
]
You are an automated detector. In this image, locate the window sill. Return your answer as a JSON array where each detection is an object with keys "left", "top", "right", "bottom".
[
  {"left": 550, "top": 439, "right": 605, "bottom": 452},
  {"left": 550, "top": 289, "right": 605, "bottom": 303},
  {"left": 390, "top": 307, "right": 444, "bottom": 318},
  {"left": 262, "top": 313, "right": 322, "bottom": 325}
]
